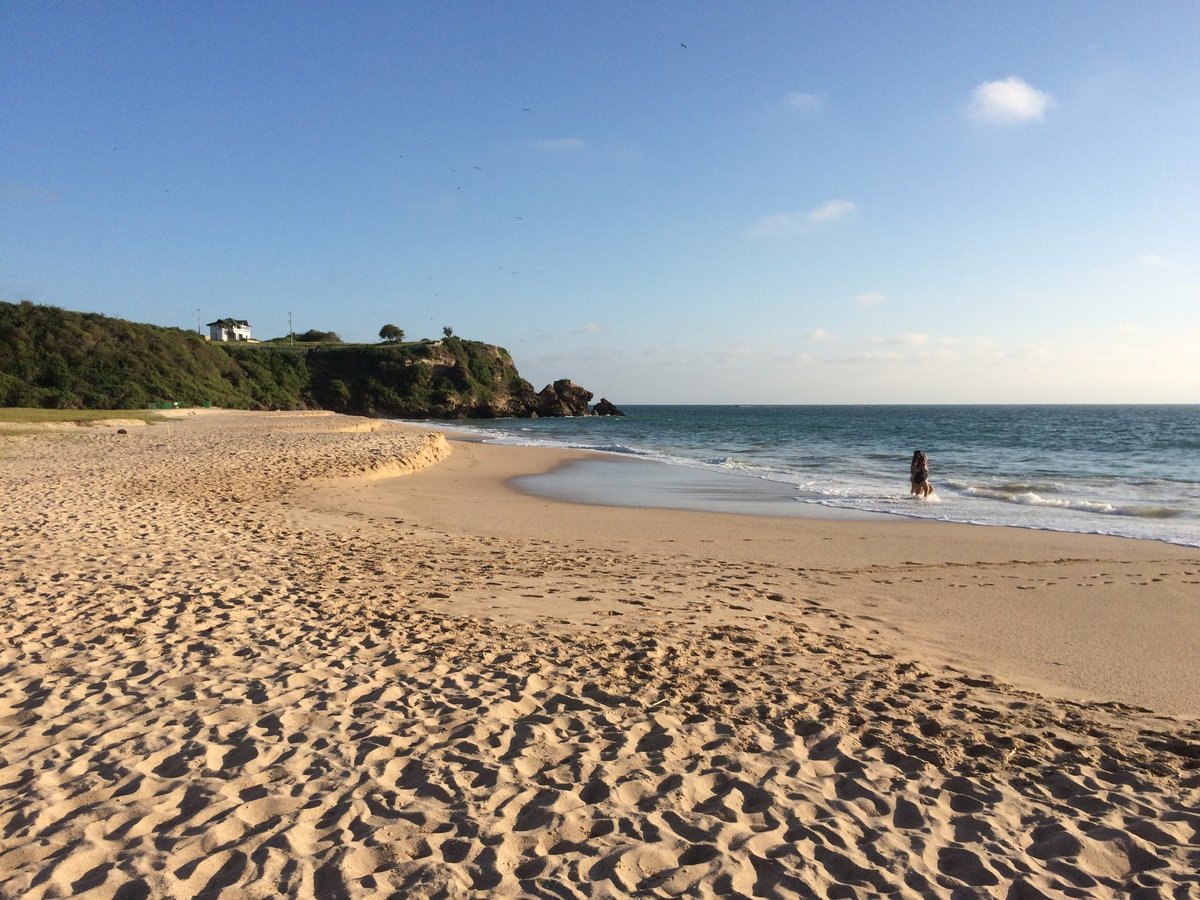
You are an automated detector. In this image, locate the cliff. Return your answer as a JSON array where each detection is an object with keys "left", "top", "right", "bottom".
[
  {"left": 0, "top": 300, "right": 620, "bottom": 418},
  {"left": 294, "top": 339, "right": 605, "bottom": 419}
]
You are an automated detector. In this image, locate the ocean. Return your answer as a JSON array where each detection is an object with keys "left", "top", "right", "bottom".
[{"left": 409, "top": 405, "right": 1200, "bottom": 548}]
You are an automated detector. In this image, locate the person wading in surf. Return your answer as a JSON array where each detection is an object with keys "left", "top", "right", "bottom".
[{"left": 910, "top": 450, "right": 933, "bottom": 498}]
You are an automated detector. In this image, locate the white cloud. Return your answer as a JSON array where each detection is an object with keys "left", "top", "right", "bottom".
[
  {"left": 531, "top": 137, "right": 586, "bottom": 152},
  {"left": 966, "top": 76, "right": 1054, "bottom": 125},
  {"left": 581, "top": 322, "right": 605, "bottom": 334},
  {"left": 1137, "top": 253, "right": 1168, "bottom": 268},
  {"left": 808, "top": 199, "right": 856, "bottom": 223},
  {"left": 783, "top": 91, "right": 823, "bottom": 112},
  {"left": 854, "top": 291, "right": 886, "bottom": 306},
  {"left": 750, "top": 200, "right": 857, "bottom": 237},
  {"left": 870, "top": 333, "right": 930, "bottom": 347},
  {"left": 806, "top": 328, "right": 833, "bottom": 342}
]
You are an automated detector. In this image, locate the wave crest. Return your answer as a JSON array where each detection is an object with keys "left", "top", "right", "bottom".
[{"left": 960, "top": 486, "right": 1185, "bottom": 519}]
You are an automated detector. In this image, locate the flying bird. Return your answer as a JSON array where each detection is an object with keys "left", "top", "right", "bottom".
[{"left": 680, "top": 42, "right": 687, "bottom": 48}]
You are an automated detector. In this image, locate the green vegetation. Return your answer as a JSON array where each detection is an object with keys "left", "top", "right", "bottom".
[
  {"left": 0, "top": 300, "right": 253, "bottom": 409},
  {"left": 0, "top": 300, "right": 539, "bottom": 418},
  {"left": 294, "top": 329, "right": 343, "bottom": 343},
  {"left": 303, "top": 336, "right": 532, "bottom": 417}
]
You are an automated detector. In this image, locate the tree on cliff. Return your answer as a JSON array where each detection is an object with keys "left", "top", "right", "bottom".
[
  {"left": 379, "top": 324, "right": 404, "bottom": 343},
  {"left": 442, "top": 325, "right": 454, "bottom": 338},
  {"left": 296, "top": 329, "right": 342, "bottom": 343}
]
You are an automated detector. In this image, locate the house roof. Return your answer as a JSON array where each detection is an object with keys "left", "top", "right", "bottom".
[{"left": 206, "top": 318, "right": 251, "bottom": 327}]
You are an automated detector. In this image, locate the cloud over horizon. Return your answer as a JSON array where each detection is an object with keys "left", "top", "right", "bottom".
[
  {"left": 524, "top": 321, "right": 1200, "bottom": 404},
  {"left": 966, "top": 76, "right": 1054, "bottom": 124},
  {"left": 870, "top": 333, "right": 930, "bottom": 347},
  {"left": 751, "top": 199, "right": 857, "bottom": 237},
  {"left": 808, "top": 199, "right": 857, "bottom": 223}
]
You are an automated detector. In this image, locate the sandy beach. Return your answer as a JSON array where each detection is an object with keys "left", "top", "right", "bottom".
[{"left": 1, "top": 410, "right": 1197, "bottom": 898}]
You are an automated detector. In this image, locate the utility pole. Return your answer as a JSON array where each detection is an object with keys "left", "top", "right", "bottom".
[
  {"left": 196, "top": 308, "right": 201, "bottom": 334},
  {"left": 289, "top": 312, "right": 293, "bottom": 347}
]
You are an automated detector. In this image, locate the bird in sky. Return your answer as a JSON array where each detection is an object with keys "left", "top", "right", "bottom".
[{"left": 680, "top": 42, "right": 687, "bottom": 48}]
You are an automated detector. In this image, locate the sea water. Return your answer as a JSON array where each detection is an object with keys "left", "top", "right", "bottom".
[{"left": 409, "top": 406, "right": 1200, "bottom": 548}]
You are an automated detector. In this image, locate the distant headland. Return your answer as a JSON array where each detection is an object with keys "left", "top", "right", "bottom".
[{"left": 0, "top": 300, "right": 622, "bottom": 419}]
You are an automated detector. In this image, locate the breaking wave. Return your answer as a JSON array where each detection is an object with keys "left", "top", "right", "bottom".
[{"left": 959, "top": 485, "right": 1186, "bottom": 519}]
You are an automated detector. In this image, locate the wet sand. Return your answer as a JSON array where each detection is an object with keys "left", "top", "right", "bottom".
[{"left": 2, "top": 410, "right": 1197, "bottom": 897}]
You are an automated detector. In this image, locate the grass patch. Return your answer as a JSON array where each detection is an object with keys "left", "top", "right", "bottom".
[{"left": 0, "top": 408, "right": 163, "bottom": 424}]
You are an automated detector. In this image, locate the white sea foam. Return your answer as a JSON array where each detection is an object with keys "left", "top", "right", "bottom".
[{"left": 959, "top": 485, "right": 1185, "bottom": 519}]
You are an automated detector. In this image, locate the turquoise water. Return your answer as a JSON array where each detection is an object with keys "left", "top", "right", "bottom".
[{"left": 414, "top": 406, "right": 1200, "bottom": 547}]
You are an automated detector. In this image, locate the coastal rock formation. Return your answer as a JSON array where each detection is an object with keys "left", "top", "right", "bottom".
[
  {"left": 0, "top": 301, "right": 620, "bottom": 421},
  {"left": 592, "top": 397, "right": 624, "bottom": 416},
  {"left": 534, "top": 379, "right": 593, "bottom": 417}
]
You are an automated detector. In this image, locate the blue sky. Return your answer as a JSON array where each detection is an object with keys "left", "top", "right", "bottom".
[{"left": 3, "top": 2, "right": 1197, "bottom": 403}]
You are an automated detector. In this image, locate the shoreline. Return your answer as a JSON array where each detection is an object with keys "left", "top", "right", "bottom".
[
  {"left": 4, "top": 411, "right": 1198, "bottom": 897},
  {"left": 513, "top": 451, "right": 1200, "bottom": 548},
  {"left": 412, "top": 409, "right": 1200, "bottom": 550},
  {"left": 333, "top": 430, "right": 1200, "bottom": 717},
  {"left": 512, "top": 454, "right": 898, "bottom": 521}
]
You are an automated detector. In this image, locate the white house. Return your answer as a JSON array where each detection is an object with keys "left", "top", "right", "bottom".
[{"left": 207, "top": 318, "right": 252, "bottom": 342}]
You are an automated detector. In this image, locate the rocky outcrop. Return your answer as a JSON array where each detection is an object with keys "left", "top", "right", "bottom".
[
  {"left": 534, "top": 380, "right": 593, "bottom": 417},
  {"left": 592, "top": 397, "right": 624, "bottom": 416},
  {"left": 308, "top": 343, "right": 617, "bottom": 420},
  {"left": 530, "top": 386, "right": 624, "bottom": 418}
]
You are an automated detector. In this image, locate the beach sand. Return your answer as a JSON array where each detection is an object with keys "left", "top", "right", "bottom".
[{"left": 1, "top": 410, "right": 1197, "bottom": 898}]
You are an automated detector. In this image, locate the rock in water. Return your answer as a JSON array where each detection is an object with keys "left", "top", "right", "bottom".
[
  {"left": 592, "top": 398, "right": 624, "bottom": 416},
  {"left": 535, "top": 380, "right": 593, "bottom": 417}
]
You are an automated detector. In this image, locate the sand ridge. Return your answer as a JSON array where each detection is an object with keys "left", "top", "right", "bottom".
[{"left": 1, "top": 411, "right": 1198, "bottom": 898}]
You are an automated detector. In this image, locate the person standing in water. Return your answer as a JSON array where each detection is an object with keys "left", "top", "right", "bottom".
[{"left": 910, "top": 450, "right": 933, "bottom": 498}]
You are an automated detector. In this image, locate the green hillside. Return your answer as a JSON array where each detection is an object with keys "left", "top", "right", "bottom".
[{"left": 0, "top": 300, "right": 562, "bottom": 417}]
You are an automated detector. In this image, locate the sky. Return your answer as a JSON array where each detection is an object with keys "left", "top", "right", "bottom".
[{"left": 2, "top": 1, "right": 1198, "bottom": 404}]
